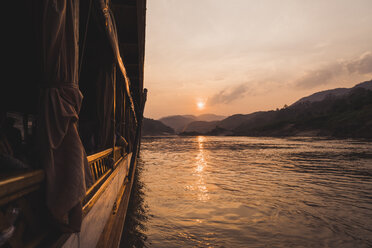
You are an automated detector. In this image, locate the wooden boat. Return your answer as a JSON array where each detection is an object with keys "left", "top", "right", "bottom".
[{"left": 0, "top": 0, "right": 146, "bottom": 247}]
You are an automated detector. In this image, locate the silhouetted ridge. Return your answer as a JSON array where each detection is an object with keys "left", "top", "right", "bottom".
[
  {"left": 158, "top": 114, "right": 225, "bottom": 133},
  {"left": 292, "top": 79, "right": 372, "bottom": 106},
  {"left": 178, "top": 80, "right": 372, "bottom": 138},
  {"left": 233, "top": 85, "right": 372, "bottom": 138},
  {"left": 142, "top": 118, "right": 175, "bottom": 136}
]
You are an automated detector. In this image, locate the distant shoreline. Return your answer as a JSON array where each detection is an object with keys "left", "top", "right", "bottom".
[
  {"left": 143, "top": 134, "right": 372, "bottom": 141},
  {"left": 143, "top": 80, "right": 372, "bottom": 139}
]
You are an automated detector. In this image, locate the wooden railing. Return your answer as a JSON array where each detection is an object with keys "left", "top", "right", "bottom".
[
  {"left": 0, "top": 147, "right": 125, "bottom": 208},
  {"left": 87, "top": 148, "right": 114, "bottom": 183},
  {"left": 113, "top": 146, "right": 124, "bottom": 162},
  {"left": 0, "top": 170, "right": 45, "bottom": 207},
  {"left": 0, "top": 147, "right": 126, "bottom": 248}
]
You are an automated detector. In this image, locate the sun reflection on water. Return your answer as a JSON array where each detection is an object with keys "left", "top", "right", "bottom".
[
  {"left": 195, "top": 136, "right": 209, "bottom": 201},
  {"left": 137, "top": 136, "right": 372, "bottom": 247},
  {"left": 195, "top": 153, "right": 205, "bottom": 172}
]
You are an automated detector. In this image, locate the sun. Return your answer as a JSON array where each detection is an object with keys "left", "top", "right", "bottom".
[{"left": 197, "top": 101, "right": 205, "bottom": 110}]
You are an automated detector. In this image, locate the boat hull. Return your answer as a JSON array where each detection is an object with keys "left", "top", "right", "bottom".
[{"left": 61, "top": 154, "right": 132, "bottom": 248}]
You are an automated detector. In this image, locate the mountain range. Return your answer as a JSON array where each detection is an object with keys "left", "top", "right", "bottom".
[
  {"left": 292, "top": 80, "right": 372, "bottom": 106},
  {"left": 142, "top": 117, "right": 175, "bottom": 136},
  {"left": 143, "top": 80, "right": 372, "bottom": 138},
  {"left": 158, "top": 114, "right": 225, "bottom": 133}
]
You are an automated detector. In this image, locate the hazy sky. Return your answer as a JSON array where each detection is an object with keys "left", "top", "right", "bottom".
[{"left": 143, "top": 0, "right": 372, "bottom": 119}]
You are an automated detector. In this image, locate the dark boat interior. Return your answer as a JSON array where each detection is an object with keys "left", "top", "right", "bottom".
[{"left": 0, "top": 0, "right": 146, "bottom": 247}]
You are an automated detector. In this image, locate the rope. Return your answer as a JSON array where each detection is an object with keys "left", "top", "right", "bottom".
[{"left": 78, "top": 0, "right": 93, "bottom": 81}]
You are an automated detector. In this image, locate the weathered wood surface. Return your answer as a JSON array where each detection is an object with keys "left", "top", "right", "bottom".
[
  {"left": 59, "top": 154, "right": 132, "bottom": 248},
  {"left": 96, "top": 157, "right": 137, "bottom": 248},
  {"left": 0, "top": 147, "right": 117, "bottom": 207},
  {"left": 0, "top": 170, "right": 44, "bottom": 206},
  {"left": 87, "top": 148, "right": 113, "bottom": 164},
  {"left": 83, "top": 155, "right": 125, "bottom": 217},
  {"left": 0, "top": 148, "right": 127, "bottom": 248}
]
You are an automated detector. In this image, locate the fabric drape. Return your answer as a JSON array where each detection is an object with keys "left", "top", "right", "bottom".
[
  {"left": 95, "top": 0, "right": 138, "bottom": 124},
  {"left": 39, "top": 0, "right": 92, "bottom": 231},
  {"left": 96, "top": 62, "right": 115, "bottom": 149}
]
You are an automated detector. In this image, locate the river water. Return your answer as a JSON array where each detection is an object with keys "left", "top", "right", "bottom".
[{"left": 121, "top": 136, "right": 372, "bottom": 247}]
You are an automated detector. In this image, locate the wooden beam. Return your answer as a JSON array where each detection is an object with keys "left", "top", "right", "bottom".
[
  {"left": 82, "top": 155, "right": 126, "bottom": 216},
  {"left": 96, "top": 158, "right": 137, "bottom": 248},
  {"left": 87, "top": 148, "right": 112, "bottom": 164},
  {"left": 0, "top": 170, "right": 44, "bottom": 204}
]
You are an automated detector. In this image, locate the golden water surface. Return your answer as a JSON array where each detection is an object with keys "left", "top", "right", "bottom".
[{"left": 124, "top": 136, "right": 372, "bottom": 247}]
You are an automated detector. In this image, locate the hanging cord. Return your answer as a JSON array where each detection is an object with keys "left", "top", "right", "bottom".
[{"left": 78, "top": 0, "right": 93, "bottom": 81}]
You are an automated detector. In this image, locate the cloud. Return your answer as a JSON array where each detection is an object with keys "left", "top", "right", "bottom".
[
  {"left": 294, "top": 51, "right": 372, "bottom": 89},
  {"left": 208, "top": 83, "right": 250, "bottom": 105},
  {"left": 208, "top": 51, "right": 372, "bottom": 103},
  {"left": 294, "top": 64, "right": 343, "bottom": 89},
  {"left": 346, "top": 52, "right": 372, "bottom": 75}
]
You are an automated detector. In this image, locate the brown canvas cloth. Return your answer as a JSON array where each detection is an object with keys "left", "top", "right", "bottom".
[
  {"left": 39, "top": 0, "right": 92, "bottom": 231},
  {"left": 96, "top": 64, "right": 115, "bottom": 150},
  {"left": 95, "top": 0, "right": 138, "bottom": 123}
]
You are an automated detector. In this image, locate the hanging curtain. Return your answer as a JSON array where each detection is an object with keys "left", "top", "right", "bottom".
[
  {"left": 95, "top": 0, "right": 138, "bottom": 124},
  {"left": 96, "top": 60, "right": 115, "bottom": 150},
  {"left": 39, "top": 0, "right": 93, "bottom": 232}
]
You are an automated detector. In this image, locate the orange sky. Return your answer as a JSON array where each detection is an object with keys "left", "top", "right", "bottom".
[{"left": 143, "top": 0, "right": 372, "bottom": 119}]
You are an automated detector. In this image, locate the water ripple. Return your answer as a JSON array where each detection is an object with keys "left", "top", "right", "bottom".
[{"left": 129, "top": 136, "right": 372, "bottom": 247}]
